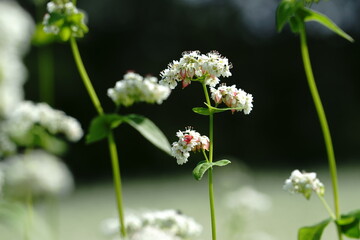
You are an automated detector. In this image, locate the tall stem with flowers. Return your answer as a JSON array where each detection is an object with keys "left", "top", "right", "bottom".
[
  {"left": 160, "top": 51, "right": 253, "bottom": 240},
  {"left": 276, "top": 1, "right": 360, "bottom": 240},
  {"left": 41, "top": 1, "right": 172, "bottom": 239}
]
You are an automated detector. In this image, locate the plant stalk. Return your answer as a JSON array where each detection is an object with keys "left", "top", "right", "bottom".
[
  {"left": 70, "top": 37, "right": 126, "bottom": 238},
  {"left": 299, "top": 23, "right": 342, "bottom": 240},
  {"left": 202, "top": 82, "right": 217, "bottom": 240}
]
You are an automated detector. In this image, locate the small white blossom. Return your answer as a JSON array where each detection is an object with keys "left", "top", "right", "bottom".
[
  {"left": 2, "top": 150, "right": 74, "bottom": 200},
  {"left": 283, "top": 169, "right": 325, "bottom": 199},
  {"left": 102, "top": 209, "right": 202, "bottom": 240},
  {"left": 3, "top": 101, "right": 83, "bottom": 143},
  {"left": 210, "top": 84, "right": 253, "bottom": 114},
  {"left": 171, "top": 128, "right": 210, "bottom": 165},
  {"left": 107, "top": 72, "right": 171, "bottom": 107},
  {"left": 160, "top": 50, "right": 232, "bottom": 89}
]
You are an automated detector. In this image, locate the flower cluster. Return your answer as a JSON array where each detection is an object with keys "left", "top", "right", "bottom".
[
  {"left": 43, "top": 0, "right": 88, "bottom": 41},
  {"left": 160, "top": 51, "right": 232, "bottom": 89},
  {"left": 102, "top": 209, "right": 202, "bottom": 240},
  {"left": 171, "top": 128, "right": 210, "bottom": 165},
  {"left": 107, "top": 72, "right": 171, "bottom": 107},
  {"left": 0, "top": 150, "right": 74, "bottom": 200},
  {"left": 0, "top": 1, "right": 34, "bottom": 116},
  {"left": 2, "top": 101, "right": 83, "bottom": 144},
  {"left": 210, "top": 84, "right": 253, "bottom": 114},
  {"left": 283, "top": 169, "right": 325, "bottom": 199}
]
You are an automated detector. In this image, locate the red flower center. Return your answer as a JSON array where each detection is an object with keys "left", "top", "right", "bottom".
[{"left": 183, "top": 135, "right": 193, "bottom": 144}]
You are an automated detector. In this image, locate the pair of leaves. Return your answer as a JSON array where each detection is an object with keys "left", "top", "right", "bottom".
[
  {"left": 298, "top": 209, "right": 360, "bottom": 240},
  {"left": 86, "top": 114, "right": 171, "bottom": 155},
  {"left": 276, "top": 0, "right": 354, "bottom": 42},
  {"left": 192, "top": 159, "right": 231, "bottom": 180}
]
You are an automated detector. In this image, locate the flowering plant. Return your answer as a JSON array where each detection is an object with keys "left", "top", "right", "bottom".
[{"left": 163, "top": 50, "right": 253, "bottom": 240}]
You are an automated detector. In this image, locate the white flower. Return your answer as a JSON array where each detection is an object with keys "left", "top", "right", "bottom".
[
  {"left": 171, "top": 128, "right": 210, "bottom": 165},
  {"left": 107, "top": 72, "right": 171, "bottom": 107},
  {"left": 101, "top": 209, "right": 202, "bottom": 240},
  {"left": 283, "top": 169, "right": 325, "bottom": 199},
  {"left": 0, "top": 130, "right": 16, "bottom": 158},
  {"left": 160, "top": 50, "right": 232, "bottom": 89},
  {"left": 3, "top": 101, "right": 83, "bottom": 143},
  {"left": 210, "top": 84, "right": 253, "bottom": 114},
  {"left": 224, "top": 186, "right": 272, "bottom": 212},
  {"left": 0, "top": 1, "right": 34, "bottom": 56},
  {"left": 2, "top": 150, "right": 74, "bottom": 200}
]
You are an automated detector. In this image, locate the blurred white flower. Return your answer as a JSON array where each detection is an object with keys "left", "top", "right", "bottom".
[
  {"left": 101, "top": 209, "right": 202, "bottom": 240},
  {"left": 283, "top": 169, "right": 325, "bottom": 199},
  {"left": 0, "top": 129, "right": 17, "bottom": 157},
  {"left": 171, "top": 128, "right": 210, "bottom": 165},
  {"left": 160, "top": 50, "right": 232, "bottom": 89},
  {"left": 108, "top": 72, "right": 171, "bottom": 107},
  {"left": 0, "top": 1, "right": 34, "bottom": 56},
  {"left": 3, "top": 101, "right": 83, "bottom": 142},
  {"left": 2, "top": 150, "right": 74, "bottom": 200},
  {"left": 224, "top": 186, "right": 272, "bottom": 212},
  {"left": 210, "top": 84, "right": 253, "bottom": 114}
]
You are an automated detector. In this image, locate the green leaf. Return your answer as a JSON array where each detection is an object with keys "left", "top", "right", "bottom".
[
  {"left": 212, "top": 159, "right": 231, "bottom": 167},
  {"left": 298, "top": 219, "right": 332, "bottom": 240},
  {"left": 192, "top": 107, "right": 211, "bottom": 115},
  {"left": 86, "top": 114, "right": 123, "bottom": 144},
  {"left": 192, "top": 160, "right": 231, "bottom": 181},
  {"left": 337, "top": 209, "right": 360, "bottom": 238},
  {"left": 193, "top": 161, "right": 213, "bottom": 181},
  {"left": 301, "top": 8, "right": 354, "bottom": 42},
  {"left": 276, "top": 0, "right": 297, "bottom": 32},
  {"left": 123, "top": 114, "right": 171, "bottom": 155}
]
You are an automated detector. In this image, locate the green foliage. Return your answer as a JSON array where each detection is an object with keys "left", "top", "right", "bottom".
[
  {"left": 298, "top": 218, "right": 331, "bottom": 240},
  {"left": 276, "top": 0, "right": 354, "bottom": 42},
  {"left": 86, "top": 114, "right": 123, "bottom": 144},
  {"left": 337, "top": 209, "right": 360, "bottom": 238},
  {"left": 193, "top": 159, "right": 231, "bottom": 181},
  {"left": 122, "top": 114, "right": 171, "bottom": 155},
  {"left": 86, "top": 114, "right": 171, "bottom": 154},
  {"left": 192, "top": 106, "right": 244, "bottom": 116}
]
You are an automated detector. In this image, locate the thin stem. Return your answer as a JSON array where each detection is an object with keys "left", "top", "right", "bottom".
[
  {"left": 69, "top": 37, "right": 126, "bottom": 238},
  {"left": 38, "top": 46, "right": 55, "bottom": 106},
  {"left": 108, "top": 132, "right": 127, "bottom": 237},
  {"left": 299, "top": 23, "right": 342, "bottom": 240},
  {"left": 70, "top": 38, "right": 103, "bottom": 115},
  {"left": 317, "top": 194, "right": 336, "bottom": 220},
  {"left": 202, "top": 82, "right": 216, "bottom": 240}
]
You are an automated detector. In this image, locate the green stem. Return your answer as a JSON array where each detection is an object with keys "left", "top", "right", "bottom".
[
  {"left": 317, "top": 194, "right": 336, "bottom": 220},
  {"left": 70, "top": 38, "right": 103, "bottom": 115},
  {"left": 69, "top": 37, "right": 126, "bottom": 238},
  {"left": 299, "top": 23, "right": 342, "bottom": 240},
  {"left": 202, "top": 82, "right": 217, "bottom": 240},
  {"left": 108, "top": 132, "right": 127, "bottom": 237},
  {"left": 38, "top": 46, "right": 55, "bottom": 106}
]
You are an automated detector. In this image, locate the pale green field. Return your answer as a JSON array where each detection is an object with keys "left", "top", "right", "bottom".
[{"left": 2, "top": 163, "right": 360, "bottom": 240}]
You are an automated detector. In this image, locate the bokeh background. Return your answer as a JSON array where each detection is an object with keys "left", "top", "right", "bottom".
[{"left": 5, "top": 0, "right": 360, "bottom": 239}]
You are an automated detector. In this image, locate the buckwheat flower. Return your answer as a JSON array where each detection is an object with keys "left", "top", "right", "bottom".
[
  {"left": 4, "top": 101, "right": 83, "bottom": 143},
  {"left": 210, "top": 84, "right": 254, "bottom": 114},
  {"left": 283, "top": 169, "right": 325, "bottom": 199},
  {"left": 43, "top": 0, "right": 88, "bottom": 41},
  {"left": 107, "top": 72, "right": 171, "bottom": 107},
  {"left": 2, "top": 150, "right": 74, "bottom": 200},
  {"left": 132, "top": 226, "right": 178, "bottom": 240},
  {"left": 160, "top": 50, "right": 232, "bottom": 89},
  {"left": 0, "top": 130, "right": 16, "bottom": 157},
  {"left": 171, "top": 128, "right": 210, "bottom": 165}
]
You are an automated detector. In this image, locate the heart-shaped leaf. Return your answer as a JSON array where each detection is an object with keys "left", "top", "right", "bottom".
[
  {"left": 298, "top": 218, "right": 332, "bottom": 240},
  {"left": 86, "top": 114, "right": 123, "bottom": 144}
]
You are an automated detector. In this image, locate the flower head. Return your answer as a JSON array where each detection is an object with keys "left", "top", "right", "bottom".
[
  {"left": 107, "top": 72, "right": 171, "bottom": 107},
  {"left": 1, "top": 150, "right": 74, "bottom": 200},
  {"left": 160, "top": 51, "right": 232, "bottom": 89},
  {"left": 171, "top": 128, "right": 209, "bottom": 165},
  {"left": 283, "top": 169, "right": 325, "bottom": 199},
  {"left": 43, "top": 0, "right": 88, "bottom": 41},
  {"left": 210, "top": 84, "right": 253, "bottom": 114}
]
